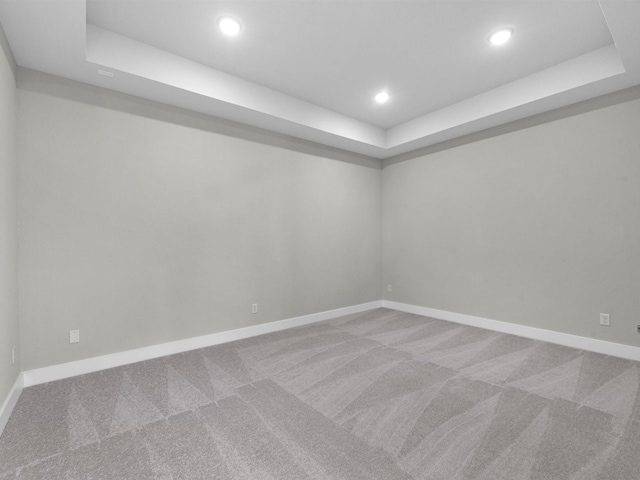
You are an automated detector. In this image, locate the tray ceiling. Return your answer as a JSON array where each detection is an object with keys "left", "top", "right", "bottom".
[{"left": 1, "top": 0, "right": 638, "bottom": 158}]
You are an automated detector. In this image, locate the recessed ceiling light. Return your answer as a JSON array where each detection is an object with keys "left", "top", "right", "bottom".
[
  {"left": 489, "top": 28, "right": 513, "bottom": 46},
  {"left": 218, "top": 16, "right": 242, "bottom": 36},
  {"left": 375, "top": 91, "right": 390, "bottom": 104}
]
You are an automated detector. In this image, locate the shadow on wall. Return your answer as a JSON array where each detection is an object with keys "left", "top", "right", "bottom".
[
  {"left": 17, "top": 69, "right": 382, "bottom": 170},
  {"left": 384, "top": 85, "right": 640, "bottom": 167}
]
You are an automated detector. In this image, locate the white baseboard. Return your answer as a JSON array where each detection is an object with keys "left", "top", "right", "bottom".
[
  {"left": 0, "top": 373, "right": 24, "bottom": 438},
  {"left": 383, "top": 300, "right": 640, "bottom": 362},
  {"left": 19, "top": 298, "right": 640, "bottom": 391},
  {"left": 23, "top": 300, "right": 382, "bottom": 388}
]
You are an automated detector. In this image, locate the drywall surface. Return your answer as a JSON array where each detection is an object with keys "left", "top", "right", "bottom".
[
  {"left": 18, "top": 69, "right": 382, "bottom": 370},
  {"left": 0, "top": 22, "right": 19, "bottom": 406},
  {"left": 383, "top": 94, "right": 640, "bottom": 346}
]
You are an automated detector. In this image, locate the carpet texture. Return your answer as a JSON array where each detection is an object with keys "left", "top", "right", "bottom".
[{"left": 1, "top": 308, "right": 640, "bottom": 479}]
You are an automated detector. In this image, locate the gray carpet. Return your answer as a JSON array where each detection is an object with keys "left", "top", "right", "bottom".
[{"left": 1, "top": 308, "right": 640, "bottom": 479}]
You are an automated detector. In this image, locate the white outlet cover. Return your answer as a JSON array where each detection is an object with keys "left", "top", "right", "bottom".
[
  {"left": 600, "top": 314, "right": 611, "bottom": 326},
  {"left": 70, "top": 330, "right": 80, "bottom": 343}
]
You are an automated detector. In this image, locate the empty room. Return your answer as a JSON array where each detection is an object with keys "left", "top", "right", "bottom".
[{"left": 1, "top": 1, "right": 640, "bottom": 478}]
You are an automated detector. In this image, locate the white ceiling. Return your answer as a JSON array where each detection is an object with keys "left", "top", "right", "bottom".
[{"left": 1, "top": 0, "right": 639, "bottom": 159}]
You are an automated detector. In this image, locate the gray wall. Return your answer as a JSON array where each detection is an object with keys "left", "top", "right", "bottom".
[
  {"left": 383, "top": 92, "right": 640, "bottom": 346},
  {"left": 10, "top": 60, "right": 640, "bottom": 375},
  {"left": 18, "top": 70, "right": 382, "bottom": 371},
  {"left": 0, "top": 22, "right": 19, "bottom": 404}
]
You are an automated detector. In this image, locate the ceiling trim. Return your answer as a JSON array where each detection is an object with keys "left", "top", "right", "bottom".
[
  {"left": 86, "top": 25, "right": 387, "bottom": 152},
  {"left": 383, "top": 84, "right": 640, "bottom": 168}
]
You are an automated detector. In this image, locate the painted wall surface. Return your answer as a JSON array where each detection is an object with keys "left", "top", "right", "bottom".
[
  {"left": 18, "top": 70, "right": 382, "bottom": 370},
  {"left": 383, "top": 93, "right": 640, "bottom": 346},
  {"left": 0, "top": 23, "right": 19, "bottom": 405}
]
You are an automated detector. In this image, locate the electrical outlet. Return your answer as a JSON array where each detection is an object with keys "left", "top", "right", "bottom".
[
  {"left": 387, "top": 284, "right": 392, "bottom": 292},
  {"left": 599, "top": 313, "right": 610, "bottom": 327},
  {"left": 12, "top": 346, "right": 15, "bottom": 365},
  {"left": 251, "top": 303, "right": 258, "bottom": 314},
  {"left": 70, "top": 329, "right": 80, "bottom": 344},
  {"left": 637, "top": 325, "right": 640, "bottom": 334}
]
